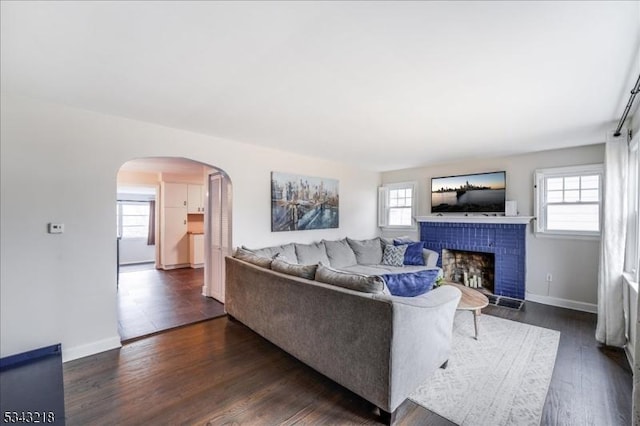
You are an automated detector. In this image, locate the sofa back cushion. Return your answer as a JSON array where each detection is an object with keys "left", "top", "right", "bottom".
[
  {"left": 393, "top": 240, "right": 426, "bottom": 266},
  {"left": 272, "top": 257, "right": 318, "bottom": 280},
  {"left": 243, "top": 243, "right": 298, "bottom": 264},
  {"left": 381, "top": 244, "right": 407, "bottom": 267},
  {"left": 295, "top": 241, "right": 330, "bottom": 265},
  {"left": 323, "top": 239, "right": 358, "bottom": 268},
  {"left": 315, "top": 263, "right": 386, "bottom": 294},
  {"left": 233, "top": 248, "right": 273, "bottom": 268},
  {"left": 347, "top": 237, "right": 383, "bottom": 265}
]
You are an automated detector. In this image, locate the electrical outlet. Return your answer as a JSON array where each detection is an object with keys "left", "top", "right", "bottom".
[{"left": 545, "top": 273, "right": 552, "bottom": 283}]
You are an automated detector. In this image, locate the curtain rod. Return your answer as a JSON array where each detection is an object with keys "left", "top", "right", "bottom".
[{"left": 614, "top": 73, "right": 640, "bottom": 137}]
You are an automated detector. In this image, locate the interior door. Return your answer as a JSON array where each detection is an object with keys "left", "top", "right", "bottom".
[{"left": 204, "top": 172, "right": 231, "bottom": 302}]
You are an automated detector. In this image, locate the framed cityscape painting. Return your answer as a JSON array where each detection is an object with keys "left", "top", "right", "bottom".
[{"left": 271, "top": 172, "right": 339, "bottom": 232}]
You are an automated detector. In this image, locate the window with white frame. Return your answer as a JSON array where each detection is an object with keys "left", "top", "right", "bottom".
[
  {"left": 378, "top": 182, "right": 416, "bottom": 228},
  {"left": 117, "top": 201, "right": 150, "bottom": 239},
  {"left": 534, "top": 164, "right": 603, "bottom": 238}
]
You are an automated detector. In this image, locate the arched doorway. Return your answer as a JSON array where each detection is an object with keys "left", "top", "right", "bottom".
[{"left": 116, "top": 157, "right": 232, "bottom": 341}]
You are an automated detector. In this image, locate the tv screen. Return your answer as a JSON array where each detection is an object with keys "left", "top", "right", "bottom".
[{"left": 431, "top": 171, "right": 506, "bottom": 213}]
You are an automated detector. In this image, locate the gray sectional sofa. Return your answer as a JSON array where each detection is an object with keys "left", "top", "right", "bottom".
[{"left": 225, "top": 237, "right": 461, "bottom": 423}]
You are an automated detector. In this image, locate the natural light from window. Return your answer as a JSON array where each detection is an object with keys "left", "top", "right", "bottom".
[
  {"left": 388, "top": 188, "right": 413, "bottom": 226},
  {"left": 535, "top": 165, "right": 603, "bottom": 238},
  {"left": 378, "top": 182, "right": 416, "bottom": 228},
  {"left": 117, "top": 202, "right": 150, "bottom": 239},
  {"left": 545, "top": 175, "right": 600, "bottom": 232}
]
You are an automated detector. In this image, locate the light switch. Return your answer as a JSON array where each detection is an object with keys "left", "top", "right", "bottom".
[{"left": 48, "top": 223, "right": 64, "bottom": 234}]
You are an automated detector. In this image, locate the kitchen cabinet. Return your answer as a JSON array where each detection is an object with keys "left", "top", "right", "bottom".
[
  {"left": 162, "top": 182, "right": 188, "bottom": 208},
  {"left": 187, "top": 184, "right": 205, "bottom": 213},
  {"left": 160, "top": 206, "right": 188, "bottom": 268},
  {"left": 189, "top": 233, "right": 204, "bottom": 268},
  {"left": 160, "top": 182, "right": 189, "bottom": 269}
]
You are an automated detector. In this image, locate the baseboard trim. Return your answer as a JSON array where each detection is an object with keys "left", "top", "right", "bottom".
[
  {"left": 62, "top": 336, "right": 122, "bottom": 363},
  {"left": 525, "top": 293, "right": 598, "bottom": 314},
  {"left": 624, "top": 345, "right": 635, "bottom": 370}
]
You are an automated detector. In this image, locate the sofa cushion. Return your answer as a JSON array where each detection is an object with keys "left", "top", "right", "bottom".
[
  {"left": 233, "top": 248, "right": 273, "bottom": 268},
  {"left": 294, "top": 241, "right": 330, "bottom": 265},
  {"left": 372, "top": 265, "right": 436, "bottom": 274},
  {"left": 347, "top": 237, "right": 383, "bottom": 265},
  {"left": 394, "top": 240, "right": 426, "bottom": 266},
  {"left": 323, "top": 239, "right": 358, "bottom": 268},
  {"left": 243, "top": 243, "right": 298, "bottom": 264},
  {"left": 382, "top": 244, "right": 407, "bottom": 267},
  {"left": 271, "top": 257, "right": 317, "bottom": 280},
  {"left": 315, "top": 263, "right": 386, "bottom": 294},
  {"left": 339, "top": 264, "right": 391, "bottom": 275},
  {"left": 381, "top": 269, "right": 439, "bottom": 297}
]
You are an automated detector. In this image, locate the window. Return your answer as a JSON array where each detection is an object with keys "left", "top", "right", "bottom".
[
  {"left": 117, "top": 201, "right": 150, "bottom": 239},
  {"left": 378, "top": 182, "right": 416, "bottom": 228},
  {"left": 534, "top": 164, "right": 603, "bottom": 238}
]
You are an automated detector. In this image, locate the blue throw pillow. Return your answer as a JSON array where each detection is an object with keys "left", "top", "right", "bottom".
[
  {"left": 393, "top": 240, "right": 425, "bottom": 266},
  {"left": 381, "top": 269, "right": 439, "bottom": 297}
]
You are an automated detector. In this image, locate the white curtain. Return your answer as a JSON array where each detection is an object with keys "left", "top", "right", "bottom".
[
  {"left": 630, "top": 135, "right": 639, "bottom": 426},
  {"left": 595, "top": 131, "right": 629, "bottom": 347},
  {"left": 635, "top": 294, "right": 640, "bottom": 425}
]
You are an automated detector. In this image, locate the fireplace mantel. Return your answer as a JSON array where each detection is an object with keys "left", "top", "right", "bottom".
[{"left": 416, "top": 215, "right": 534, "bottom": 225}]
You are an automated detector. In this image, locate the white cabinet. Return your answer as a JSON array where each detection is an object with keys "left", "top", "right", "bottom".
[
  {"left": 160, "top": 207, "right": 188, "bottom": 268},
  {"left": 160, "top": 182, "right": 189, "bottom": 269},
  {"left": 187, "top": 184, "right": 205, "bottom": 214},
  {"left": 162, "top": 182, "right": 188, "bottom": 208},
  {"left": 189, "top": 234, "right": 204, "bottom": 268}
]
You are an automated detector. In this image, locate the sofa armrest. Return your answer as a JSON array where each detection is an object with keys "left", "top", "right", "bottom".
[
  {"left": 422, "top": 248, "right": 439, "bottom": 268},
  {"left": 375, "top": 285, "right": 460, "bottom": 308},
  {"left": 385, "top": 285, "right": 461, "bottom": 411}
]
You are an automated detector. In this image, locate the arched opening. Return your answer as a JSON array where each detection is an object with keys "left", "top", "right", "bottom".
[{"left": 116, "top": 157, "right": 232, "bottom": 341}]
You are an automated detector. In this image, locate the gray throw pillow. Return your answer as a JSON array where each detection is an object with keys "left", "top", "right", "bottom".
[
  {"left": 322, "top": 239, "right": 358, "bottom": 268},
  {"left": 315, "top": 263, "right": 386, "bottom": 294},
  {"left": 234, "top": 248, "right": 273, "bottom": 268},
  {"left": 347, "top": 237, "right": 383, "bottom": 265},
  {"left": 271, "top": 257, "right": 317, "bottom": 280},
  {"left": 294, "top": 241, "right": 330, "bottom": 265},
  {"left": 382, "top": 244, "right": 407, "bottom": 267},
  {"left": 243, "top": 243, "right": 299, "bottom": 264}
]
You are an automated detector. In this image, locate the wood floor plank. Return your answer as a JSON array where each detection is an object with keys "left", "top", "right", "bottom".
[
  {"left": 118, "top": 267, "right": 225, "bottom": 341},
  {"left": 65, "top": 301, "right": 632, "bottom": 425}
]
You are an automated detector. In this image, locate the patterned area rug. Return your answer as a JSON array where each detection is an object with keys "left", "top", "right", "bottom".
[{"left": 410, "top": 313, "right": 560, "bottom": 426}]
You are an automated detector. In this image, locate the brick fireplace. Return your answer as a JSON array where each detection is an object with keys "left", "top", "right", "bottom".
[
  {"left": 442, "top": 249, "right": 495, "bottom": 292},
  {"left": 419, "top": 218, "right": 529, "bottom": 300}
]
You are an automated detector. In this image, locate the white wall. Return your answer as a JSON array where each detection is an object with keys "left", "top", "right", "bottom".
[
  {"left": 0, "top": 94, "right": 380, "bottom": 361},
  {"left": 382, "top": 144, "right": 605, "bottom": 310},
  {"left": 118, "top": 239, "right": 155, "bottom": 265}
]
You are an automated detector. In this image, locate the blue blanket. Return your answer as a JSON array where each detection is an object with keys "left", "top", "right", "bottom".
[{"left": 381, "top": 269, "right": 439, "bottom": 297}]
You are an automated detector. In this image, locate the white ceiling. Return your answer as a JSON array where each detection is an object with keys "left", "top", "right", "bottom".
[{"left": 1, "top": 1, "right": 639, "bottom": 171}]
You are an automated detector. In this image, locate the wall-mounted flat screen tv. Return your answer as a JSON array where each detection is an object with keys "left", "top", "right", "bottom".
[{"left": 431, "top": 171, "right": 506, "bottom": 214}]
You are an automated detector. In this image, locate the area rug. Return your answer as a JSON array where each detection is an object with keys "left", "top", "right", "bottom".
[{"left": 410, "top": 313, "right": 560, "bottom": 426}]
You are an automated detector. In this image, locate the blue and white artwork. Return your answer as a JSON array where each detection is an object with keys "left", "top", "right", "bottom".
[{"left": 271, "top": 172, "right": 339, "bottom": 232}]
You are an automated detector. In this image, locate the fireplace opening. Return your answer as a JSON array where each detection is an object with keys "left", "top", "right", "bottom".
[{"left": 442, "top": 249, "right": 495, "bottom": 294}]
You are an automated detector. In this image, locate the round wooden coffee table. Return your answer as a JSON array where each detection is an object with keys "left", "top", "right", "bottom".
[{"left": 445, "top": 282, "right": 489, "bottom": 339}]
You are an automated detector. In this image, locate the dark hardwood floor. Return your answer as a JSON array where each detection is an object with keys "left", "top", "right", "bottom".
[
  {"left": 65, "top": 301, "right": 632, "bottom": 425},
  {"left": 117, "top": 265, "right": 226, "bottom": 341}
]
